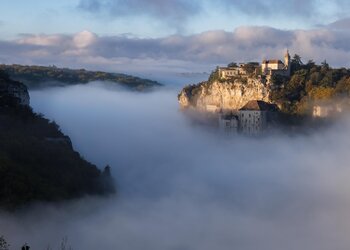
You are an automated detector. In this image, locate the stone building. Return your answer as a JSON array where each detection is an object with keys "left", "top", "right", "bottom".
[
  {"left": 262, "top": 50, "right": 291, "bottom": 76},
  {"left": 239, "top": 100, "right": 278, "bottom": 135},
  {"left": 219, "top": 113, "right": 239, "bottom": 134},
  {"left": 217, "top": 50, "right": 291, "bottom": 80},
  {"left": 218, "top": 65, "right": 246, "bottom": 79},
  {"left": 312, "top": 103, "right": 344, "bottom": 118}
]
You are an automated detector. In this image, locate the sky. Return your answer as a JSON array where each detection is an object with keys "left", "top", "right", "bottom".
[{"left": 2, "top": 0, "right": 350, "bottom": 75}]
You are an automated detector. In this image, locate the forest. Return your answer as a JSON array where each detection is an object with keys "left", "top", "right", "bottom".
[
  {"left": 0, "top": 64, "right": 162, "bottom": 91},
  {"left": 270, "top": 55, "right": 350, "bottom": 114}
]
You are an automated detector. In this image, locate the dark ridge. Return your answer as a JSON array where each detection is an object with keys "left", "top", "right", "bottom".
[
  {"left": 0, "top": 64, "right": 162, "bottom": 91},
  {"left": 0, "top": 72, "right": 115, "bottom": 210}
]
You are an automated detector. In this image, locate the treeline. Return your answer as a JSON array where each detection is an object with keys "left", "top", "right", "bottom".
[
  {"left": 271, "top": 55, "right": 350, "bottom": 114},
  {"left": 0, "top": 64, "right": 162, "bottom": 91}
]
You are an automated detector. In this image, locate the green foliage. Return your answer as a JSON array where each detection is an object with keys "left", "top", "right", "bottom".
[
  {"left": 270, "top": 61, "right": 350, "bottom": 114},
  {"left": 208, "top": 69, "right": 221, "bottom": 83},
  {"left": 291, "top": 54, "right": 303, "bottom": 73},
  {"left": 308, "top": 86, "right": 335, "bottom": 100},
  {"left": 0, "top": 64, "right": 162, "bottom": 91},
  {"left": 227, "top": 62, "right": 237, "bottom": 67},
  {"left": 335, "top": 76, "right": 350, "bottom": 95}
]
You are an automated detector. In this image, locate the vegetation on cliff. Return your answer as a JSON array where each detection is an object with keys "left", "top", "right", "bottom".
[
  {"left": 0, "top": 64, "right": 162, "bottom": 91},
  {"left": 0, "top": 73, "right": 115, "bottom": 210},
  {"left": 271, "top": 57, "right": 350, "bottom": 114}
]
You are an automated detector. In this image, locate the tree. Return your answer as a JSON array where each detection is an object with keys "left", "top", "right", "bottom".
[
  {"left": 321, "top": 60, "right": 329, "bottom": 69},
  {"left": 306, "top": 60, "right": 315, "bottom": 69},
  {"left": 227, "top": 62, "right": 237, "bottom": 67},
  {"left": 309, "top": 86, "right": 335, "bottom": 100},
  {"left": 0, "top": 236, "right": 10, "bottom": 250},
  {"left": 291, "top": 54, "right": 303, "bottom": 73},
  {"left": 292, "top": 54, "right": 303, "bottom": 65}
]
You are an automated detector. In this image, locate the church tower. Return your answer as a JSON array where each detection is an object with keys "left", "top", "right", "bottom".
[
  {"left": 284, "top": 50, "right": 291, "bottom": 68},
  {"left": 284, "top": 50, "right": 291, "bottom": 76}
]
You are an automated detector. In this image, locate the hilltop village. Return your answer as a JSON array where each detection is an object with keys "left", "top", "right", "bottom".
[
  {"left": 178, "top": 51, "right": 350, "bottom": 135},
  {"left": 216, "top": 51, "right": 291, "bottom": 135}
]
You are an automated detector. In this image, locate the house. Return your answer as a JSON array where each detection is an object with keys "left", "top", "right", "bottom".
[
  {"left": 206, "top": 104, "right": 220, "bottom": 113},
  {"left": 312, "top": 103, "right": 343, "bottom": 118},
  {"left": 312, "top": 105, "right": 334, "bottom": 118},
  {"left": 219, "top": 113, "right": 239, "bottom": 134},
  {"left": 262, "top": 50, "right": 291, "bottom": 76},
  {"left": 239, "top": 100, "right": 278, "bottom": 135},
  {"left": 218, "top": 66, "right": 246, "bottom": 79}
]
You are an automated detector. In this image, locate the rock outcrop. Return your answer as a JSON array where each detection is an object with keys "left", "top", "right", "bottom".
[
  {"left": 0, "top": 74, "right": 30, "bottom": 106},
  {"left": 178, "top": 77, "right": 272, "bottom": 112}
]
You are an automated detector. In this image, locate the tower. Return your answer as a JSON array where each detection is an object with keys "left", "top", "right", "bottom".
[
  {"left": 284, "top": 50, "right": 291, "bottom": 68},
  {"left": 284, "top": 50, "right": 291, "bottom": 76}
]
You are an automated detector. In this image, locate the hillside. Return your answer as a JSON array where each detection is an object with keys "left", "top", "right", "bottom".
[
  {"left": 0, "top": 72, "right": 115, "bottom": 210},
  {"left": 0, "top": 64, "right": 162, "bottom": 91},
  {"left": 178, "top": 56, "right": 350, "bottom": 115}
]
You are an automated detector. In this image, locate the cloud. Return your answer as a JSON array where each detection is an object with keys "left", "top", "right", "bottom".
[
  {"left": 2, "top": 84, "right": 350, "bottom": 249},
  {"left": 77, "top": 0, "right": 201, "bottom": 30},
  {"left": 77, "top": 0, "right": 350, "bottom": 30},
  {"left": 2, "top": 24, "right": 350, "bottom": 74},
  {"left": 328, "top": 17, "right": 350, "bottom": 30}
]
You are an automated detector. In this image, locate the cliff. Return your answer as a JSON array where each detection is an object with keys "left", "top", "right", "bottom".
[
  {"left": 0, "top": 73, "right": 115, "bottom": 210},
  {"left": 0, "top": 73, "right": 30, "bottom": 106},
  {"left": 178, "top": 77, "right": 272, "bottom": 112}
]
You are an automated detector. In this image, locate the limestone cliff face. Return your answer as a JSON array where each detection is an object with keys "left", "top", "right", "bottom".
[{"left": 178, "top": 77, "right": 272, "bottom": 112}]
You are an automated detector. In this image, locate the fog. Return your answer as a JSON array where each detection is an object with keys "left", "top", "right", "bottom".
[{"left": 2, "top": 82, "right": 350, "bottom": 250}]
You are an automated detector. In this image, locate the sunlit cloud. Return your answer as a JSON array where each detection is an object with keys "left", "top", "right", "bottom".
[{"left": 2, "top": 24, "right": 350, "bottom": 74}]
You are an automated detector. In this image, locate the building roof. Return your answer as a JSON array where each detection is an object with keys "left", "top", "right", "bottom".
[
  {"left": 262, "top": 59, "right": 283, "bottom": 64},
  {"left": 239, "top": 100, "right": 278, "bottom": 111}
]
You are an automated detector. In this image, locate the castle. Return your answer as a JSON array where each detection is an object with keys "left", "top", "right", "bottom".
[{"left": 218, "top": 50, "right": 291, "bottom": 79}]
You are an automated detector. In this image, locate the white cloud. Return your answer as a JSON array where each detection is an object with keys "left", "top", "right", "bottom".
[
  {"left": 2, "top": 24, "right": 350, "bottom": 74},
  {"left": 73, "top": 30, "right": 98, "bottom": 48},
  {"left": 17, "top": 34, "right": 69, "bottom": 46}
]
